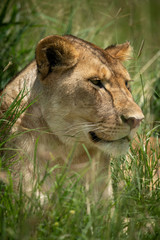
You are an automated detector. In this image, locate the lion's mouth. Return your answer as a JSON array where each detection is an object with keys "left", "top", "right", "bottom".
[{"left": 89, "top": 131, "right": 130, "bottom": 143}]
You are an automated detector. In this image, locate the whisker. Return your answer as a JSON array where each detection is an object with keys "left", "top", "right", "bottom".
[
  {"left": 64, "top": 124, "right": 103, "bottom": 135},
  {"left": 64, "top": 123, "right": 99, "bottom": 133}
]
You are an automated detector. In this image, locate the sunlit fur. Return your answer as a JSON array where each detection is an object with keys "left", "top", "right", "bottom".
[{"left": 0, "top": 35, "right": 144, "bottom": 197}]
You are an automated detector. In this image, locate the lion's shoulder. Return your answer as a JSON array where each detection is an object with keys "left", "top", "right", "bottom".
[{"left": 0, "top": 61, "right": 37, "bottom": 111}]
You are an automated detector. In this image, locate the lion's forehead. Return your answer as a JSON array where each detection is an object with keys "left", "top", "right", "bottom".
[
  {"left": 75, "top": 52, "right": 130, "bottom": 85},
  {"left": 64, "top": 36, "right": 130, "bottom": 82},
  {"left": 65, "top": 35, "right": 110, "bottom": 63}
]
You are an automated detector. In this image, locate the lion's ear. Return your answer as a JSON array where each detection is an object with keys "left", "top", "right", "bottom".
[
  {"left": 105, "top": 42, "right": 132, "bottom": 61},
  {"left": 36, "top": 35, "right": 79, "bottom": 79}
]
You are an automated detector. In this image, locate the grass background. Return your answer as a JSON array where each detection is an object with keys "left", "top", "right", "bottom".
[{"left": 0, "top": 0, "right": 160, "bottom": 239}]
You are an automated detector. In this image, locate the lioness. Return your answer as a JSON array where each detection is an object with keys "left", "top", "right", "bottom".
[{"left": 0, "top": 35, "right": 144, "bottom": 198}]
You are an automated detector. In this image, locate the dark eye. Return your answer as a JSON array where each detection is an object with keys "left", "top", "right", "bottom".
[
  {"left": 125, "top": 80, "right": 131, "bottom": 92},
  {"left": 89, "top": 79, "right": 103, "bottom": 88}
]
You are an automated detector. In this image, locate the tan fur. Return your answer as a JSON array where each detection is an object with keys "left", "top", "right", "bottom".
[{"left": 0, "top": 35, "right": 144, "bottom": 198}]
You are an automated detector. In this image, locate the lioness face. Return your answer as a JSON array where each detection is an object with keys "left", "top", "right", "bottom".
[{"left": 36, "top": 35, "right": 144, "bottom": 156}]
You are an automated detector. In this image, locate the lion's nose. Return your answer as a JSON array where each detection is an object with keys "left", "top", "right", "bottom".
[{"left": 121, "top": 115, "right": 144, "bottom": 129}]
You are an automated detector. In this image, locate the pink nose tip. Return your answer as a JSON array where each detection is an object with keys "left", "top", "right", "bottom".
[
  {"left": 121, "top": 116, "right": 144, "bottom": 129},
  {"left": 127, "top": 117, "right": 142, "bottom": 129}
]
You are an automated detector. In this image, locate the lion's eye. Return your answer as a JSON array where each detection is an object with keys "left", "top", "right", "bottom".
[
  {"left": 89, "top": 79, "right": 103, "bottom": 88},
  {"left": 125, "top": 80, "right": 131, "bottom": 92}
]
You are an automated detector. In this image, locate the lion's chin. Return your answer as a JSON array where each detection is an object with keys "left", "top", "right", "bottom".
[
  {"left": 99, "top": 139, "right": 130, "bottom": 156},
  {"left": 89, "top": 131, "right": 130, "bottom": 156}
]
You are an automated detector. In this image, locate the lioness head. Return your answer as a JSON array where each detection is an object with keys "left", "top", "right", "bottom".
[{"left": 35, "top": 35, "right": 144, "bottom": 156}]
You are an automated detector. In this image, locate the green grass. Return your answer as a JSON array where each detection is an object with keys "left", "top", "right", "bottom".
[
  {"left": 0, "top": 124, "right": 159, "bottom": 239},
  {"left": 0, "top": 0, "right": 160, "bottom": 239}
]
